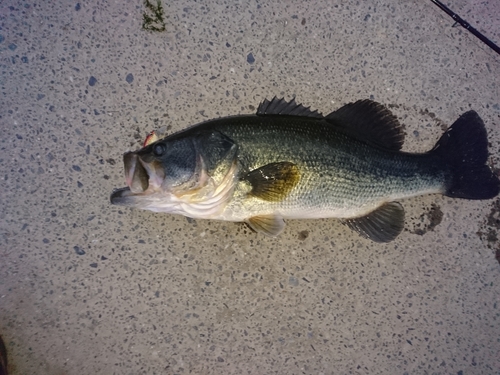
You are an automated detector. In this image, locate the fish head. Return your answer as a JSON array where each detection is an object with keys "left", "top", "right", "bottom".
[{"left": 110, "top": 130, "right": 239, "bottom": 217}]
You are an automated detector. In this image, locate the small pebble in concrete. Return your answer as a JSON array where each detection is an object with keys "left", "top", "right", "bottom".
[
  {"left": 74, "top": 246, "right": 85, "bottom": 255},
  {"left": 247, "top": 52, "right": 255, "bottom": 64}
]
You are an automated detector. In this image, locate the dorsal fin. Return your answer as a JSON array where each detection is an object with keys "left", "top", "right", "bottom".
[
  {"left": 326, "top": 100, "right": 404, "bottom": 151},
  {"left": 257, "top": 97, "right": 323, "bottom": 118}
]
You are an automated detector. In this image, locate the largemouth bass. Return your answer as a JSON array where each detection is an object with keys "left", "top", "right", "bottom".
[{"left": 110, "top": 98, "right": 499, "bottom": 242}]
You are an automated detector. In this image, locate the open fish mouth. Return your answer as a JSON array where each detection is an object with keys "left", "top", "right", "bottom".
[
  {"left": 127, "top": 152, "right": 165, "bottom": 192},
  {"left": 124, "top": 152, "right": 149, "bottom": 193},
  {"left": 110, "top": 151, "right": 165, "bottom": 205}
]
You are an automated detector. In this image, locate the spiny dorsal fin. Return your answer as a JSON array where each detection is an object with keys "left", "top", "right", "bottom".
[
  {"left": 257, "top": 97, "right": 323, "bottom": 118},
  {"left": 243, "top": 162, "right": 300, "bottom": 202},
  {"left": 341, "top": 202, "right": 405, "bottom": 242},
  {"left": 326, "top": 100, "right": 404, "bottom": 151},
  {"left": 246, "top": 215, "right": 285, "bottom": 237}
]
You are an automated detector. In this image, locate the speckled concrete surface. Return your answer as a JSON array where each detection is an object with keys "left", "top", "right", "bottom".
[{"left": 1, "top": 1, "right": 500, "bottom": 374}]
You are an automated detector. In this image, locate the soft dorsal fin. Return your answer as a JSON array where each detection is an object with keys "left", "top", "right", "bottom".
[
  {"left": 257, "top": 97, "right": 323, "bottom": 118},
  {"left": 246, "top": 215, "right": 285, "bottom": 237},
  {"left": 341, "top": 202, "right": 405, "bottom": 243},
  {"left": 326, "top": 100, "right": 404, "bottom": 151},
  {"left": 243, "top": 162, "right": 301, "bottom": 202}
]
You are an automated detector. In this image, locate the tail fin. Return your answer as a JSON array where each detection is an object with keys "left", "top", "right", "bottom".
[{"left": 432, "top": 111, "right": 499, "bottom": 199}]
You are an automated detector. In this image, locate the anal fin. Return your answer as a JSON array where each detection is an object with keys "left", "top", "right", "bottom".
[
  {"left": 246, "top": 215, "right": 285, "bottom": 237},
  {"left": 342, "top": 202, "right": 405, "bottom": 243}
]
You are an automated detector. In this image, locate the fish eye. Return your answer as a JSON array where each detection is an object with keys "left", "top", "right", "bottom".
[{"left": 153, "top": 143, "right": 166, "bottom": 157}]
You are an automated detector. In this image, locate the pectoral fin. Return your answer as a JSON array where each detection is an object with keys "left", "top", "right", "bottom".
[
  {"left": 246, "top": 215, "right": 285, "bottom": 237},
  {"left": 243, "top": 162, "right": 300, "bottom": 202},
  {"left": 342, "top": 202, "right": 405, "bottom": 243}
]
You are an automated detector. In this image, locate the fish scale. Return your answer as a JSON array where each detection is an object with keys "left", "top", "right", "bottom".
[{"left": 212, "top": 116, "right": 443, "bottom": 213}]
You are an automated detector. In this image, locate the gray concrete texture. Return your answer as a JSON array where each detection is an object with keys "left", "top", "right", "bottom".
[{"left": 1, "top": 0, "right": 499, "bottom": 374}]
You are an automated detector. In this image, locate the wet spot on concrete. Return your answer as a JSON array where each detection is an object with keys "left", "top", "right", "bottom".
[
  {"left": 409, "top": 203, "right": 443, "bottom": 235},
  {"left": 477, "top": 198, "right": 500, "bottom": 265}
]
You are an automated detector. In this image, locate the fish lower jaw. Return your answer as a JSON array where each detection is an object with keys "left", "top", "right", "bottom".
[{"left": 142, "top": 194, "right": 232, "bottom": 218}]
